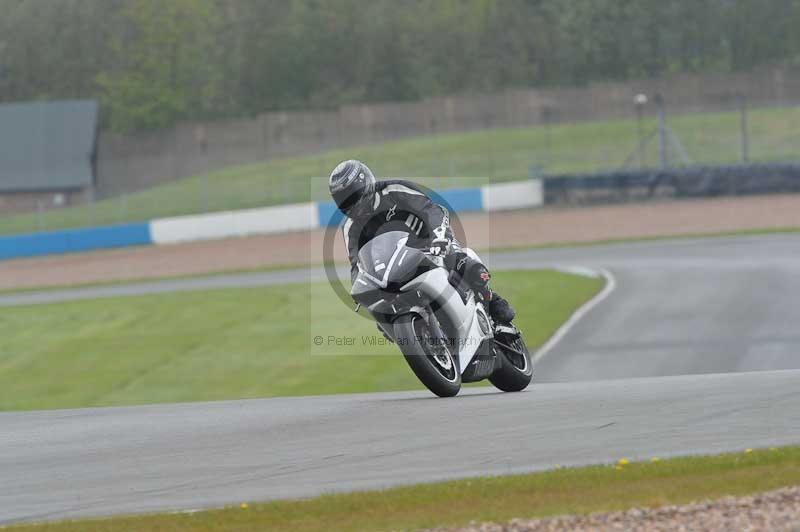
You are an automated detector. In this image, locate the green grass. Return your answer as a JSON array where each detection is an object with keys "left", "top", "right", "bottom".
[
  {"left": 0, "top": 261, "right": 310, "bottom": 295},
  {"left": 5, "top": 446, "right": 799, "bottom": 532},
  {"left": 5, "top": 105, "right": 800, "bottom": 235},
  {"left": 0, "top": 269, "right": 602, "bottom": 411}
]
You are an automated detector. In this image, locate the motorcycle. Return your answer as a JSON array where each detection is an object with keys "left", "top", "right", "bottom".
[{"left": 350, "top": 231, "right": 533, "bottom": 397}]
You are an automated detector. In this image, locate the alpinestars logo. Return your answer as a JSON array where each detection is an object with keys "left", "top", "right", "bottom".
[{"left": 386, "top": 204, "right": 397, "bottom": 221}]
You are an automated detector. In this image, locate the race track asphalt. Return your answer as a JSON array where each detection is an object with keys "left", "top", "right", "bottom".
[{"left": 1, "top": 234, "right": 799, "bottom": 523}]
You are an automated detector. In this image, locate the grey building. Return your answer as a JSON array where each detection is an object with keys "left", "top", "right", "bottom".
[{"left": 0, "top": 100, "right": 97, "bottom": 214}]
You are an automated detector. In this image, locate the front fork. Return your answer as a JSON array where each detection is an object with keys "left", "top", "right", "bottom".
[{"left": 493, "top": 324, "right": 526, "bottom": 357}]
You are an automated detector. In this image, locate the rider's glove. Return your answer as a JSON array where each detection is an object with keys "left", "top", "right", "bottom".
[
  {"left": 429, "top": 236, "right": 451, "bottom": 256},
  {"left": 429, "top": 226, "right": 452, "bottom": 256}
]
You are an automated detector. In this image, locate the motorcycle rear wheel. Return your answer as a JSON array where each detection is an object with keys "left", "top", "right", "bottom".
[{"left": 394, "top": 313, "right": 461, "bottom": 397}]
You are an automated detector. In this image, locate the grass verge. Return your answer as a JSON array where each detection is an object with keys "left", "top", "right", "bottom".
[
  {"left": 0, "top": 262, "right": 310, "bottom": 295},
  {"left": 4, "top": 446, "right": 799, "bottom": 532},
  {"left": 0, "top": 269, "right": 602, "bottom": 411},
  {"left": 3, "top": 104, "right": 800, "bottom": 235}
]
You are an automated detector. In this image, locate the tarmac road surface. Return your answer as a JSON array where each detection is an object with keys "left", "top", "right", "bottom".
[
  {"left": 1, "top": 234, "right": 799, "bottom": 523},
  {"left": 1, "top": 371, "right": 798, "bottom": 524}
]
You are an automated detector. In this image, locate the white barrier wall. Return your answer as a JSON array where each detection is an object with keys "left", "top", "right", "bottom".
[
  {"left": 2, "top": 179, "right": 544, "bottom": 260},
  {"left": 150, "top": 203, "right": 319, "bottom": 245},
  {"left": 480, "top": 180, "right": 543, "bottom": 211},
  {"left": 150, "top": 179, "right": 542, "bottom": 246}
]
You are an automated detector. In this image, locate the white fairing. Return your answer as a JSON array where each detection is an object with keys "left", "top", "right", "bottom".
[{"left": 401, "top": 268, "right": 493, "bottom": 372}]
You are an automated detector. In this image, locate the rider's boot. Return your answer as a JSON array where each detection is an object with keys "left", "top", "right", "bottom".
[
  {"left": 447, "top": 250, "right": 515, "bottom": 324},
  {"left": 488, "top": 292, "right": 515, "bottom": 324},
  {"left": 471, "top": 266, "right": 515, "bottom": 324}
]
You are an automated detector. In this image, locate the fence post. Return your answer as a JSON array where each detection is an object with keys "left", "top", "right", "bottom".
[
  {"left": 543, "top": 105, "right": 553, "bottom": 171},
  {"left": 120, "top": 192, "right": 128, "bottom": 222},
  {"left": 36, "top": 200, "right": 44, "bottom": 232},
  {"left": 90, "top": 188, "right": 96, "bottom": 226},
  {"left": 634, "top": 94, "right": 647, "bottom": 169},
  {"left": 203, "top": 173, "right": 209, "bottom": 212},
  {"left": 739, "top": 94, "right": 749, "bottom": 163},
  {"left": 655, "top": 94, "right": 668, "bottom": 169}
]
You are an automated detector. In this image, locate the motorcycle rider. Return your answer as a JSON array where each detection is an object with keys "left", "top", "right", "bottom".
[{"left": 328, "top": 159, "right": 515, "bottom": 324}]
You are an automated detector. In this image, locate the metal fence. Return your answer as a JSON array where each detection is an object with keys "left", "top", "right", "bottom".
[{"left": 2, "top": 66, "right": 800, "bottom": 235}]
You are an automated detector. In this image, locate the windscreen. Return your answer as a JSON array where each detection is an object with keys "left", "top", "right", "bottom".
[{"left": 357, "top": 231, "right": 408, "bottom": 279}]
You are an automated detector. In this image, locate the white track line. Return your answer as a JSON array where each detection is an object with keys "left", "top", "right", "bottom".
[{"left": 532, "top": 267, "right": 617, "bottom": 364}]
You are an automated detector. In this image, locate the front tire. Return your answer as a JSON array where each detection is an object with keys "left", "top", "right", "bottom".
[
  {"left": 489, "top": 332, "right": 533, "bottom": 392},
  {"left": 394, "top": 314, "right": 461, "bottom": 397}
]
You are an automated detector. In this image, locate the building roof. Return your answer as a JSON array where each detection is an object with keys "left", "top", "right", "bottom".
[{"left": 0, "top": 100, "right": 97, "bottom": 192}]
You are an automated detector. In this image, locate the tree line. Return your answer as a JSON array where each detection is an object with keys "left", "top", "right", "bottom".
[{"left": 1, "top": 0, "right": 798, "bottom": 132}]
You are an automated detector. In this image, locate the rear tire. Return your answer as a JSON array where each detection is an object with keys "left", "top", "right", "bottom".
[
  {"left": 489, "top": 333, "right": 533, "bottom": 392},
  {"left": 394, "top": 314, "right": 461, "bottom": 397}
]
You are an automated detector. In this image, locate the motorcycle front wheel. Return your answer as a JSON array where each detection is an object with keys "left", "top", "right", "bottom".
[
  {"left": 394, "top": 313, "right": 461, "bottom": 397},
  {"left": 489, "top": 332, "right": 533, "bottom": 392}
]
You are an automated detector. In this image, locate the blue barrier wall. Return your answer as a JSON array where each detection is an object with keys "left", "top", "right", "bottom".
[
  {"left": 1, "top": 181, "right": 540, "bottom": 261},
  {"left": 0, "top": 223, "right": 152, "bottom": 260},
  {"left": 429, "top": 188, "right": 483, "bottom": 213},
  {"left": 316, "top": 201, "right": 345, "bottom": 228}
]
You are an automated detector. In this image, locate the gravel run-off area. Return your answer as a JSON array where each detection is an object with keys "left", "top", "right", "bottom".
[{"left": 434, "top": 486, "right": 800, "bottom": 532}]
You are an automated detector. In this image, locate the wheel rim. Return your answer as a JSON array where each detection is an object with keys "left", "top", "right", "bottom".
[{"left": 412, "top": 317, "right": 458, "bottom": 382}]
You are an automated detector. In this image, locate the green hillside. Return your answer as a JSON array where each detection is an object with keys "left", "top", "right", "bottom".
[{"left": 3, "top": 105, "right": 799, "bottom": 235}]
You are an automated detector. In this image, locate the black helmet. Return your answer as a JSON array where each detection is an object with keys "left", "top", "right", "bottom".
[{"left": 328, "top": 159, "right": 376, "bottom": 213}]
